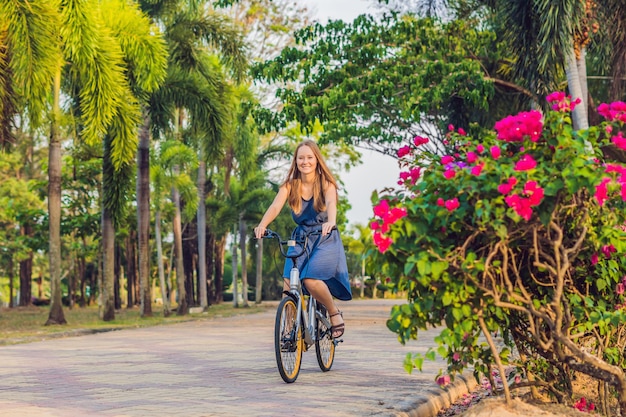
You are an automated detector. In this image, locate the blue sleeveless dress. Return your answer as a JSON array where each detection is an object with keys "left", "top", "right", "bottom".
[{"left": 282, "top": 198, "right": 352, "bottom": 301}]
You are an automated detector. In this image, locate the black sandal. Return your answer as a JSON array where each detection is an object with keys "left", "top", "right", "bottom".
[{"left": 329, "top": 311, "right": 345, "bottom": 338}]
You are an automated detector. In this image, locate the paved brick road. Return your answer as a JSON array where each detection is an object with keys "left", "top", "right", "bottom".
[{"left": 0, "top": 299, "right": 475, "bottom": 417}]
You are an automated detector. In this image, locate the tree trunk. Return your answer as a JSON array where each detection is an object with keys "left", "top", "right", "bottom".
[
  {"left": 101, "top": 134, "right": 118, "bottom": 321},
  {"left": 239, "top": 215, "right": 249, "bottom": 307},
  {"left": 232, "top": 229, "right": 238, "bottom": 308},
  {"left": 255, "top": 237, "right": 263, "bottom": 304},
  {"left": 215, "top": 236, "right": 226, "bottom": 303},
  {"left": 197, "top": 159, "right": 208, "bottom": 310},
  {"left": 8, "top": 257, "right": 14, "bottom": 308},
  {"left": 182, "top": 221, "right": 196, "bottom": 307},
  {"left": 207, "top": 230, "right": 216, "bottom": 303},
  {"left": 173, "top": 186, "right": 187, "bottom": 315},
  {"left": 46, "top": 68, "right": 66, "bottom": 325},
  {"left": 101, "top": 207, "right": 116, "bottom": 321},
  {"left": 137, "top": 111, "right": 152, "bottom": 316},
  {"left": 565, "top": 46, "right": 588, "bottom": 130},
  {"left": 19, "top": 253, "right": 33, "bottom": 306},
  {"left": 126, "top": 231, "right": 138, "bottom": 307},
  {"left": 577, "top": 48, "right": 588, "bottom": 116},
  {"left": 155, "top": 210, "right": 171, "bottom": 316}
]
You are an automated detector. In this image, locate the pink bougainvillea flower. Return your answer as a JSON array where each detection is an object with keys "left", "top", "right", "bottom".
[
  {"left": 617, "top": 283, "right": 625, "bottom": 295},
  {"left": 594, "top": 177, "right": 611, "bottom": 206},
  {"left": 373, "top": 231, "right": 393, "bottom": 253},
  {"left": 476, "top": 144, "right": 485, "bottom": 153},
  {"left": 471, "top": 163, "right": 484, "bottom": 176},
  {"left": 409, "top": 167, "right": 421, "bottom": 184},
  {"left": 386, "top": 207, "right": 408, "bottom": 223},
  {"left": 546, "top": 91, "right": 566, "bottom": 104},
  {"left": 443, "top": 169, "right": 456, "bottom": 180},
  {"left": 602, "top": 244, "right": 616, "bottom": 259},
  {"left": 573, "top": 397, "right": 595, "bottom": 413},
  {"left": 598, "top": 101, "right": 626, "bottom": 122},
  {"left": 494, "top": 110, "right": 543, "bottom": 142},
  {"left": 546, "top": 91, "right": 581, "bottom": 112},
  {"left": 606, "top": 163, "right": 626, "bottom": 176},
  {"left": 591, "top": 253, "right": 599, "bottom": 265},
  {"left": 437, "top": 197, "right": 445, "bottom": 207},
  {"left": 490, "top": 145, "right": 501, "bottom": 159},
  {"left": 441, "top": 155, "right": 454, "bottom": 165},
  {"left": 498, "top": 183, "right": 513, "bottom": 194},
  {"left": 497, "top": 177, "right": 518, "bottom": 195},
  {"left": 448, "top": 124, "right": 455, "bottom": 131},
  {"left": 514, "top": 154, "right": 537, "bottom": 171},
  {"left": 444, "top": 198, "right": 460, "bottom": 212},
  {"left": 612, "top": 132, "right": 626, "bottom": 150},
  {"left": 452, "top": 352, "right": 461, "bottom": 361},
  {"left": 397, "top": 145, "right": 411, "bottom": 158},
  {"left": 373, "top": 199, "right": 390, "bottom": 218},
  {"left": 622, "top": 183, "right": 626, "bottom": 201},
  {"left": 505, "top": 194, "right": 533, "bottom": 221},
  {"left": 413, "top": 136, "right": 429, "bottom": 146},
  {"left": 437, "top": 375, "right": 451, "bottom": 387},
  {"left": 369, "top": 221, "right": 381, "bottom": 231},
  {"left": 523, "top": 181, "right": 544, "bottom": 206},
  {"left": 466, "top": 151, "right": 478, "bottom": 164},
  {"left": 458, "top": 128, "right": 466, "bottom": 136}
]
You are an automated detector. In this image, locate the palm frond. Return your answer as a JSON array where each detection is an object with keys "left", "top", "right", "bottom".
[
  {"left": 1, "top": 0, "right": 62, "bottom": 129},
  {"left": 100, "top": 0, "right": 168, "bottom": 96}
]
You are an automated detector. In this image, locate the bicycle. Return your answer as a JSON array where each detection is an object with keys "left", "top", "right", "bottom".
[{"left": 260, "top": 227, "right": 341, "bottom": 383}]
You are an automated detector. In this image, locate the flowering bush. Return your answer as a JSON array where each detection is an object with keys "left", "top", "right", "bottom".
[{"left": 371, "top": 95, "right": 626, "bottom": 411}]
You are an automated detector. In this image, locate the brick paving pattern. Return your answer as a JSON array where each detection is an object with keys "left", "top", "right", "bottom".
[{"left": 0, "top": 299, "right": 474, "bottom": 417}]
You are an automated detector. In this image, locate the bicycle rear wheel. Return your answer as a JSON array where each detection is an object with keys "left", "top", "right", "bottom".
[
  {"left": 315, "top": 304, "right": 335, "bottom": 372},
  {"left": 275, "top": 297, "right": 303, "bottom": 383}
]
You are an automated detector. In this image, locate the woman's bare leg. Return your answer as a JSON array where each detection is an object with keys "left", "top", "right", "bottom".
[{"left": 302, "top": 278, "right": 344, "bottom": 337}]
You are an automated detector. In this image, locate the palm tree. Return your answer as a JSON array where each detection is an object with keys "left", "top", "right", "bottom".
[
  {"left": 95, "top": 0, "right": 167, "bottom": 321},
  {"left": 2, "top": 0, "right": 63, "bottom": 321},
  {"left": 138, "top": 0, "right": 247, "bottom": 315},
  {"left": 151, "top": 140, "right": 198, "bottom": 315},
  {"left": 471, "top": 0, "right": 589, "bottom": 128},
  {"left": 99, "top": 0, "right": 167, "bottom": 318},
  {"left": 2, "top": 0, "right": 159, "bottom": 324}
]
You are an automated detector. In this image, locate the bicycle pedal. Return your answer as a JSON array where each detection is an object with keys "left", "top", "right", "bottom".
[{"left": 333, "top": 339, "right": 343, "bottom": 346}]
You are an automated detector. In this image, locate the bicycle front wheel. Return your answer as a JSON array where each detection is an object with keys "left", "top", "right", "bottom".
[
  {"left": 275, "top": 297, "right": 303, "bottom": 383},
  {"left": 315, "top": 304, "right": 335, "bottom": 372}
]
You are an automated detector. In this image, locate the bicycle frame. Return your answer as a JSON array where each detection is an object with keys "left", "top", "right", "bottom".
[
  {"left": 263, "top": 227, "right": 339, "bottom": 383},
  {"left": 286, "top": 264, "right": 333, "bottom": 349},
  {"left": 266, "top": 228, "right": 335, "bottom": 348}
]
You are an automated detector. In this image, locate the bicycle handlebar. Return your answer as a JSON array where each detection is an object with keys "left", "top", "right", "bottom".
[{"left": 259, "top": 227, "right": 335, "bottom": 259}]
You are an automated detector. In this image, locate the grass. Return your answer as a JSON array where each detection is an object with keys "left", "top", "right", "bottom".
[{"left": 0, "top": 302, "right": 276, "bottom": 346}]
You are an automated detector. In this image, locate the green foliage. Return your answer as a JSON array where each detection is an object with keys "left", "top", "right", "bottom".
[
  {"left": 373, "top": 97, "right": 626, "bottom": 403},
  {"left": 254, "top": 14, "right": 499, "bottom": 154}
]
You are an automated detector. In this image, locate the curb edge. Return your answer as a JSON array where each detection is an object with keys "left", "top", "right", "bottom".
[{"left": 395, "top": 372, "right": 479, "bottom": 417}]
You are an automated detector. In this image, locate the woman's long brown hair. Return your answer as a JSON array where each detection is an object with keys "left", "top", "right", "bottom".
[{"left": 282, "top": 140, "right": 338, "bottom": 214}]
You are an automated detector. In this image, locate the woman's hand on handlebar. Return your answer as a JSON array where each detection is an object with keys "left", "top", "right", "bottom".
[
  {"left": 254, "top": 225, "right": 266, "bottom": 240},
  {"left": 321, "top": 221, "right": 336, "bottom": 236}
]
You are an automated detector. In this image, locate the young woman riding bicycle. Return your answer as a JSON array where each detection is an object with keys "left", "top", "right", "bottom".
[{"left": 254, "top": 140, "right": 351, "bottom": 339}]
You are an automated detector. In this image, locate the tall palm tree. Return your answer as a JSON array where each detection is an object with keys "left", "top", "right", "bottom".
[
  {"left": 2, "top": 0, "right": 63, "bottom": 321},
  {"left": 2, "top": 0, "right": 158, "bottom": 324},
  {"left": 144, "top": 1, "right": 247, "bottom": 315},
  {"left": 472, "top": 0, "right": 589, "bottom": 128},
  {"left": 151, "top": 140, "right": 198, "bottom": 315},
  {"left": 99, "top": 0, "right": 167, "bottom": 318}
]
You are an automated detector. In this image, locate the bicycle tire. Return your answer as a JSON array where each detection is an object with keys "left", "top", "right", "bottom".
[
  {"left": 275, "top": 297, "right": 303, "bottom": 383},
  {"left": 315, "top": 304, "right": 335, "bottom": 372}
]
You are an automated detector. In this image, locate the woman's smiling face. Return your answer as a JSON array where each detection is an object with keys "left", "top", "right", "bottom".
[{"left": 296, "top": 145, "right": 318, "bottom": 176}]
